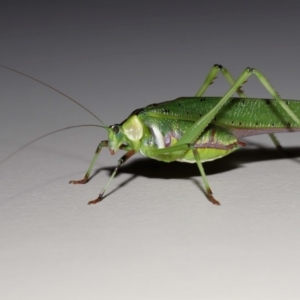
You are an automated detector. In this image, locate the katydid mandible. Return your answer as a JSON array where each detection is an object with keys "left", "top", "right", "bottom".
[{"left": 2, "top": 64, "right": 300, "bottom": 205}]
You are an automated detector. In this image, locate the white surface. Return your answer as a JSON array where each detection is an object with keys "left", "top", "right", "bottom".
[{"left": 1, "top": 1, "right": 300, "bottom": 299}]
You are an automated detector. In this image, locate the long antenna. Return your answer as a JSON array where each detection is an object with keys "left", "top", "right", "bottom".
[
  {"left": 0, "top": 64, "right": 106, "bottom": 126},
  {"left": 0, "top": 124, "right": 104, "bottom": 166}
]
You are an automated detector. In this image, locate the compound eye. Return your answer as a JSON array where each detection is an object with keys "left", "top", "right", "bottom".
[{"left": 111, "top": 125, "right": 120, "bottom": 134}]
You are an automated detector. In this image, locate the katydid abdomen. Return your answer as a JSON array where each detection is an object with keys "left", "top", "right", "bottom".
[{"left": 137, "top": 97, "right": 300, "bottom": 164}]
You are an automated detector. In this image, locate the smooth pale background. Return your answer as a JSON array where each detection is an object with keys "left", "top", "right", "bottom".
[{"left": 1, "top": 1, "right": 300, "bottom": 299}]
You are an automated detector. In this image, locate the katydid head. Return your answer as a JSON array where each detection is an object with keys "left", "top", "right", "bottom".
[
  {"left": 107, "top": 125, "right": 124, "bottom": 154},
  {"left": 107, "top": 115, "right": 144, "bottom": 155}
]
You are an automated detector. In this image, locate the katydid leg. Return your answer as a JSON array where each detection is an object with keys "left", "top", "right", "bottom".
[
  {"left": 150, "top": 142, "right": 220, "bottom": 205},
  {"left": 195, "top": 64, "right": 222, "bottom": 97},
  {"left": 252, "top": 69, "right": 300, "bottom": 126},
  {"left": 191, "top": 147, "right": 220, "bottom": 205},
  {"left": 178, "top": 67, "right": 300, "bottom": 147},
  {"left": 178, "top": 68, "right": 254, "bottom": 146},
  {"left": 88, "top": 149, "right": 136, "bottom": 205},
  {"left": 268, "top": 133, "right": 286, "bottom": 155},
  {"left": 195, "top": 64, "right": 246, "bottom": 98},
  {"left": 247, "top": 68, "right": 300, "bottom": 152},
  {"left": 213, "top": 66, "right": 287, "bottom": 152},
  {"left": 69, "top": 140, "right": 108, "bottom": 184},
  {"left": 196, "top": 65, "right": 285, "bottom": 150}
]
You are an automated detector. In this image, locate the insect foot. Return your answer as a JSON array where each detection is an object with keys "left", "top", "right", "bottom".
[
  {"left": 207, "top": 190, "right": 221, "bottom": 206},
  {"left": 87, "top": 198, "right": 102, "bottom": 205},
  {"left": 69, "top": 178, "right": 89, "bottom": 184}
]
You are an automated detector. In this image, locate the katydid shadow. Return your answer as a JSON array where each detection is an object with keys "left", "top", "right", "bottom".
[{"left": 90, "top": 146, "right": 300, "bottom": 200}]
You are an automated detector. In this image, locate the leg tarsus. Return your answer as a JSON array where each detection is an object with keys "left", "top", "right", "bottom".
[
  {"left": 87, "top": 187, "right": 106, "bottom": 205},
  {"left": 69, "top": 178, "right": 89, "bottom": 185},
  {"left": 88, "top": 197, "right": 102, "bottom": 205},
  {"left": 208, "top": 193, "right": 221, "bottom": 206}
]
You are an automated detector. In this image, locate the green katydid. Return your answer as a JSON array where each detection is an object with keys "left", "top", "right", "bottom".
[{"left": 1, "top": 64, "right": 300, "bottom": 205}]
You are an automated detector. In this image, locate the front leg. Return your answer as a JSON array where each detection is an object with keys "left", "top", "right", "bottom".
[
  {"left": 88, "top": 149, "right": 136, "bottom": 205},
  {"left": 69, "top": 140, "right": 108, "bottom": 184}
]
